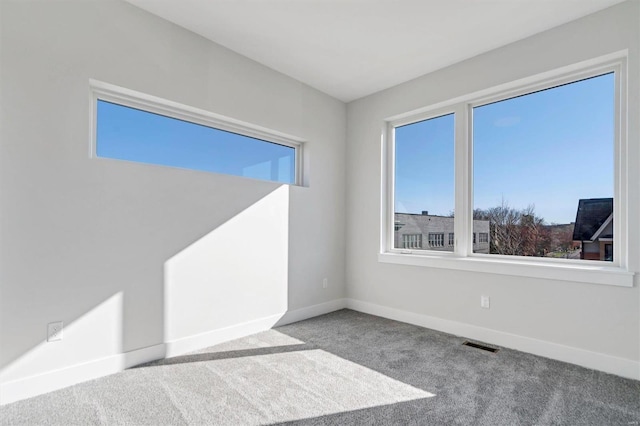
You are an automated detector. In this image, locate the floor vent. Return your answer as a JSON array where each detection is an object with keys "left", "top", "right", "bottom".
[{"left": 462, "top": 341, "right": 499, "bottom": 353}]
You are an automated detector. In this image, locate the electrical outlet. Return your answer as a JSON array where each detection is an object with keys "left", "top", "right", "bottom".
[
  {"left": 322, "top": 278, "right": 328, "bottom": 289},
  {"left": 480, "top": 296, "right": 490, "bottom": 309},
  {"left": 48, "top": 321, "right": 63, "bottom": 342}
]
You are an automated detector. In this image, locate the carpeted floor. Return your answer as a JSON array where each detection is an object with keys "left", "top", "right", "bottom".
[{"left": 1, "top": 309, "right": 639, "bottom": 425}]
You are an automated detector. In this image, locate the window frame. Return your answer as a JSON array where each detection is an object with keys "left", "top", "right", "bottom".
[
  {"left": 380, "top": 52, "right": 633, "bottom": 287},
  {"left": 387, "top": 108, "right": 457, "bottom": 256},
  {"left": 89, "top": 79, "right": 305, "bottom": 186}
]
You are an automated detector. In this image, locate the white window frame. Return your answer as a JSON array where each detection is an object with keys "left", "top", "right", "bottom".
[
  {"left": 380, "top": 52, "right": 633, "bottom": 287},
  {"left": 387, "top": 108, "right": 457, "bottom": 256},
  {"left": 89, "top": 79, "right": 305, "bottom": 186}
]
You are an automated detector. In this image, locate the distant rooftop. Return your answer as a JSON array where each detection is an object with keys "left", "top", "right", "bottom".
[
  {"left": 395, "top": 211, "right": 452, "bottom": 218},
  {"left": 572, "top": 198, "right": 613, "bottom": 241}
]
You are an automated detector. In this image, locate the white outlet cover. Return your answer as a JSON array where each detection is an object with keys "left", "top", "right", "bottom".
[
  {"left": 481, "top": 296, "right": 490, "bottom": 309},
  {"left": 47, "top": 321, "right": 63, "bottom": 342}
]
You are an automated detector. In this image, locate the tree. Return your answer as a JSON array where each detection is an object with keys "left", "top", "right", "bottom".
[{"left": 474, "top": 201, "right": 549, "bottom": 256}]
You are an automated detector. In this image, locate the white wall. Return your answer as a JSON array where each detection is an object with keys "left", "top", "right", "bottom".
[
  {"left": 1, "top": 0, "right": 638, "bottom": 406},
  {"left": 0, "top": 0, "right": 347, "bottom": 403},
  {"left": 346, "top": 1, "right": 640, "bottom": 378}
]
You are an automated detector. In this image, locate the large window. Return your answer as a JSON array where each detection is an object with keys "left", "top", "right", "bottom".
[
  {"left": 383, "top": 55, "right": 630, "bottom": 285},
  {"left": 473, "top": 73, "right": 614, "bottom": 261},
  {"left": 91, "top": 81, "right": 302, "bottom": 185}
]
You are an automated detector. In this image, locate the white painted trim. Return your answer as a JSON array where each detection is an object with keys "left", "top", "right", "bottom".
[
  {"left": 275, "top": 298, "right": 348, "bottom": 326},
  {"left": 165, "top": 299, "right": 348, "bottom": 357},
  {"left": 164, "top": 314, "right": 284, "bottom": 358},
  {"left": 0, "top": 299, "right": 348, "bottom": 405},
  {"left": 0, "top": 344, "right": 165, "bottom": 406},
  {"left": 122, "top": 344, "right": 167, "bottom": 369},
  {"left": 591, "top": 213, "right": 613, "bottom": 241},
  {"left": 2, "top": 297, "right": 635, "bottom": 405},
  {"left": 378, "top": 252, "right": 634, "bottom": 287},
  {"left": 346, "top": 298, "right": 640, "bottom": 380}
]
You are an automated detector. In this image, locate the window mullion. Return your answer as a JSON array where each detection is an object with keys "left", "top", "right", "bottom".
[
  {"left": 454, "top": 103, "right": 471, "bottom": 257},
  {"left": 613, "top": 62, "right": 626, "bottom": 269}
]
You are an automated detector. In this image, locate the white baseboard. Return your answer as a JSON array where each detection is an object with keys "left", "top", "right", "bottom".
[
  {"left": 11, "top": 297, "right": 625, "bottom": 405},
  {"left": 164, "top": 313, "right": 284, "bottom": 358},
  {"left": 165, "top": 298, "right": 348, "bottom": 357},
  {"left": 346, "top": 298, "right": 640, "bottom": 380},
  {"left": 121, "top": 343, "right": 167, "bottom": 369},
  {"left": 0, "top": 298, "right": 348, "bottom": 406},
  {"left": 0, "top": 343, "right": 165, "bottom": 406},
  {"left": 275, "top": 298, "right": 348, "bottom": 326}
]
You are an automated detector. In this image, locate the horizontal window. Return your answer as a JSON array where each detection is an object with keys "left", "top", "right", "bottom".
[
  {"left": 91, "top": 81, "right": 302, "bottom": 185},
  {"left": 383, "top": 54, "right": 631, "bottom": 286}
]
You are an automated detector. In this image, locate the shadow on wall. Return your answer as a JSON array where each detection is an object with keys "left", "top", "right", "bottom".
[{"left": 0, "top": 184, "right": 291, "bottom": 403}]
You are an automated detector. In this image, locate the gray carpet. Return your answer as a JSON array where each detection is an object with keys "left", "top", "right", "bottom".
[{"left": 1, "top": 309, "right": 639, "bottom": 425}]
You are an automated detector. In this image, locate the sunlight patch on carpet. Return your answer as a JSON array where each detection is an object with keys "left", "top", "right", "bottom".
[{"left": 161, "top": 348, "right": 434, "bottom": 425}]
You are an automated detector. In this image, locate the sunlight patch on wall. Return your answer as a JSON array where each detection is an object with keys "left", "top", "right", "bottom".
[{"left": 164, "top": 186, "right": 290, "bottom": 343}]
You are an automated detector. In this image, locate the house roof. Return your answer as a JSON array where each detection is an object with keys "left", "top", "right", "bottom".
[{"left": 572, "top": 198, "right": 613, "bottom": 241}]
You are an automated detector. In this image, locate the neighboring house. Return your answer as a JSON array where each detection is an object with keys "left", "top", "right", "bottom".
[
  {"left": 394, "top": 211, "right": 490, "bottom": 254},
  {"left": 572, "top": 198, "right": 613, "bottom": 261}
]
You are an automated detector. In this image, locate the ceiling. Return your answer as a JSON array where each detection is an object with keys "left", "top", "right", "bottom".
[{"left": 124, "top": 0, "right": 626, "bottom": 102}]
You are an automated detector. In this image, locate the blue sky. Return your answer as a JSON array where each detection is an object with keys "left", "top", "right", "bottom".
[
  {"left": 96, "top": 100, "right": 296, "bottom": 184},
  {"left": 395, "top": 114, "right": 455, "bottom": 217},
  {"left": 395, "top": 73, "right": 614, "bottom": 224}
]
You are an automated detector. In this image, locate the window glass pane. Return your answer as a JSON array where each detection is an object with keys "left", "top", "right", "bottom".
[
  {"left": 394, "top": 113, "right": 454, "bottom": 251},
  {"left": 96, "top": 100, "right": 296, "bottom": 184},
  {"left": 473, "top": 73, "right": 614, "bottom": 261}
]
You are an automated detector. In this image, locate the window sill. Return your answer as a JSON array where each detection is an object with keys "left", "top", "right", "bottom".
[{"left": 378, "top": 252, "right": 635, "bottom": 287}]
